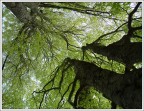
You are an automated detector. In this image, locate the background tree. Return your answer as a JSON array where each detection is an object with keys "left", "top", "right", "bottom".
[{"left": 2, "top": 2, "right": 142, "bottom": 109}]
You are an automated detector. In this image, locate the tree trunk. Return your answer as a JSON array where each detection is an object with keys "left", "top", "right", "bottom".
[
  {"left": 3, "top": 2, "right": 40, "bottom": 23},
  {"left": 83, "top": 36, "right": 142, "bottom": 69},
  {"left": 70, "top": 59, "right": 141, "bottom": 109}
]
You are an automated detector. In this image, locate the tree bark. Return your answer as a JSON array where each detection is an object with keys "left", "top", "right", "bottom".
[
  {"left": 3, "top": 2, "right": 40, "bottom": 23},
  {"left": 69, "top": 59, "right": 142, "bottom": 109},
  {"left": 84, "top": 38, "right": 141, "bottom": 69}
]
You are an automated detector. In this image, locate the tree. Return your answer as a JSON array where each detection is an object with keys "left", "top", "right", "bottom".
[{"left": 2, "top": 2, "right": 142, "bottom": 109}]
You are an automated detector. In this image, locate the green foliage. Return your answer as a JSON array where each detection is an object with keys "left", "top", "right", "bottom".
[
  {"left": 2, "top": 2, "right": 141, "bottom": 109},
  {"left": 78, "top": 87, "right": 111, "bottom": 109}
]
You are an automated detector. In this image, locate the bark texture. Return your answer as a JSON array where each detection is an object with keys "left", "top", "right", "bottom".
[
  {"left": 3, "top": 2, "right": 40, "bottom": 23},
  {"left": 70, "top": 59, "right": 141, "bottom": 109},
  {"left": 83, "top": 39, "right": 141, "bottom": 69}
]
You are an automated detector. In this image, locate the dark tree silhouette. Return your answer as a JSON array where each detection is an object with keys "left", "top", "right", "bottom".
[{"left": 3, "top": 2, "right": 142, "bottom": 109}]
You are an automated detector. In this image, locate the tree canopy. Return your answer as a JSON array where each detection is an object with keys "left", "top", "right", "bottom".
[{"left": 2, "top": 2, "right": 142, "bottom": 109}]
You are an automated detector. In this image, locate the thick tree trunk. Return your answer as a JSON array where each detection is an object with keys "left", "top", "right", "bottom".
[
  {"left": 70, "top": 59, "right": 141, "bottom": 109},
  {"left": 3, "top": 2, "right": 40, "bottom": 23},
  {"left": 84, "top": 39, "right": 142, "bottom": 69}
]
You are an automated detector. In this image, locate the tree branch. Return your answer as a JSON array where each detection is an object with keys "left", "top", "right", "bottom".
[
  {"left": 128, "top": 2, "right": 141, "bottom": 30},
  {"left": 39, "top": 3, "right": 110, "bottom": 17},
  {"left": 2, "top": 55, "right": 9, "bottom": 70}
]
